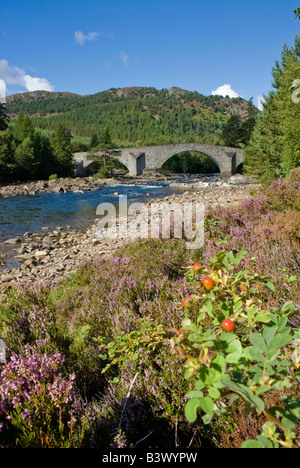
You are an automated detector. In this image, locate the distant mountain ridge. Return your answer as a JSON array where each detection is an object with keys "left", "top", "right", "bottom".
[{"left": 5, "top": 86, "right": 258, "bottom": 147}]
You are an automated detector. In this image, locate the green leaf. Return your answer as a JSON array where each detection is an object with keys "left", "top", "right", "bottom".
[
  {"left": 268, "top": 334, "right": 292, "bottom": 350},
  {"left": 248, "top": 346, "right": 265, "bottom": 362},
  {"left": 185, "top": 390, "right": 204, "bottom": 399},
  {"left": 210, "top": 354, "right": 226, "bottom": 380},
  {"left": 282, "top": 397, "right": 300, "bottom": 419},
  {"left": 98, "top": 353, "right": 107, "bottom": 360},
  {"left": 249, "top": 333, "right": 267, "bottom": 352},
  {"left": 253, "top": 310, "right": 271, "bottom": 324},
  {"left": 198, "top": 397, "right": 214, "bottom": 416},
  {"left": 185, "top": 398, "right": 201, "bottom": 423},
  {"left": 293, "top": 329, "right": 300, "bottom": 340},
  {"left": 205, "top": 299, "right": 213, "bottom": 317},
  {"left": 208, "top": 387, "right": 221, "bottom": 399},
  {"left": 256, "top": 435, "right": 274, "bottom": 448},
  {"left": 242, "top": 440, "right": 265, "bottom": 448},
  {"left": 225, "top": 352, "right": 243, "bottom": 364},
  {"left": 256, "top": 385, "right": 271, "bottom": 395},
  {"left": 249, "top": 395, "right": 265, "bottom": 413},
  {"left": 266, "top": 281, "right": 275, "bottom": 292},
  {"left": 202, "top": 413, "right": 213, "bottom": 424},
  {"left": 281, "top": 301, "right": 297, "bottom": 316},
  {"left": 263, "top": 326, "right": 277, "bottom": 346}
]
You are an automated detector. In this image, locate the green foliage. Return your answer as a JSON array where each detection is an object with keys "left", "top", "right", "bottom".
[
  {"left": 50, "top": 123, "right": 74, "bottom": 177},
  {"left": 174, "top": 250, "right": 300, "bottom": 448},
  {"left": 0, "top": 113, "right": 73, "bottom": 182},
  {"left": 161, "top": 151, "right": 219, "bottom": 174},
  {"left": 244, "top": 35, "right": 300, "bottom": 182},
  {"left": 97, "top": 318, "right": 167, "bottom": 377},
  {"left": 0, "top": 103, "right": 9, "bottom": 131},
  {"left": 5, "top": 88, "right": 256, "bottom": 149},
  {"left": 222, "top": 115, "right": 244, "bottom": 147},
  {"left": 221, "top": 112, "right": 256, "bottom": 148}
]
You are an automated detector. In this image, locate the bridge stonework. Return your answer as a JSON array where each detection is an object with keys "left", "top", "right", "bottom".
[{"left": 73, "top": 143, "right": 244, "bottom": 178}]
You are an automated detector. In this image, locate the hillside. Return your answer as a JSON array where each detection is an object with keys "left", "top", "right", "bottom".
[{"left": 5, "top": 86, "right": 258, "bottom": 147}]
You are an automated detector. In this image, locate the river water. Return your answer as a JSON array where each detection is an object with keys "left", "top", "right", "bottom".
[
  {"left": 0, "top": 182, "right": 188, "bottom": 243},
  {"left": 0, "top": 175, "right": 220, "bottom": 270}
]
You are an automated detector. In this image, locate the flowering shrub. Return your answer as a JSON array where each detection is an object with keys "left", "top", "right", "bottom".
[
  {"left": 0, "top": 346, "right": 83, "bottom": 447},
  {"left": 172, "top": 250, "right": 300, "bottom": 448}
]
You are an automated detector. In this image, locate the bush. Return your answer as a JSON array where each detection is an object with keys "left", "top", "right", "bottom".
[
  {"left": 49, "top": 174, "right": 58, "bottom": 181},
  {"left": 173, "top": 250, "right": 300, "bottom": 448}
]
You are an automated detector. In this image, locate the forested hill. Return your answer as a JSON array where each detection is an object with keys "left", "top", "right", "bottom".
[{"left": 5, "top": 86, "right": 258, "bottom": 147}]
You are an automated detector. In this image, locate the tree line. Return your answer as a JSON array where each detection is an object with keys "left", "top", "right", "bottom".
[{"left": 0, "top": 111, "right": 74, "bottom": 181}]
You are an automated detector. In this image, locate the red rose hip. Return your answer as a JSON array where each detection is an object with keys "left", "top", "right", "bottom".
[
  {"left": 182, "top": 296, "right": 192, "bottom": 307},
  {"left": 201, "top": 276, "right": 214, "bottom": 290},
  {"left": 222, "top": 319, "right": 235, "bottom": 332}
]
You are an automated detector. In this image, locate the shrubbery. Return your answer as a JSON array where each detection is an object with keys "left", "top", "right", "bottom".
[{"left": 0, "top": 177, "right": 299, "bottom": 448}]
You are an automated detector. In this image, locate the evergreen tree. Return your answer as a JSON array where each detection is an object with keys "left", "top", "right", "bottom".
[
  {"left": 221, "top": 114, "right": 243, "bottom": 147},
  {"left": 89, "top": 133, "right": 99, "bottom": 148},
  {"left": 13, "top": 112, "right": 35, "bottom": 143},
  {"left": 244, "top": 93, "right": 283, "bottom": 184},
  {"left": 0, "top": 129, "right": 17, "bottom": 181},
  {"left": 34, "top": 132, "right": 56, "bottom": 179},
  {"left": 50, "top": 123, "right": 74, "bottom": 177},
  {"left": 15, "top": 135, "right": 38, "bottom": 179},
  {"left": 244, "top": 34, "right": 300, "bottom": 181},
  {"left": 275, "top": 35, "right": 300, "bottom": 172},
  {"left": 0, "top": 103, "right": 9, "bottom": 131},
  {"left": 102, "top": 127, "right": 112, "bottom": 145}
]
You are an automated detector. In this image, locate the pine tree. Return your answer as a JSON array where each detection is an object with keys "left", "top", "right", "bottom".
[
  {"left": 276, "top": 35, "right": 300, "bottom": 172},
  {"left": 89, "top": 133, "right": 99, "bottom": 149},
  {"left": 221, "top": 115, "right": 243, "bottom": 147},
  {"left": 0, "top": 129, "right": 17, "bottom": 181},
  {"left": 0, "top": 103, "right": 9, "bottom": 131},
  {"left": 244, "top": 93, "right": 283, "bottom": 184},
  {"left": 244, "top": 34, "right": 300, "bottom": 182},
  {"left": 50, "top": 123, "right": 74, "bottom": 177}
]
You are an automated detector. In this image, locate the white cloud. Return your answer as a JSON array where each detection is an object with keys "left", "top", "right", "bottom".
[
  {"left": 23, "top": 75, "right": 53, "bottom": 92},
  {"left": 0, "top": 59, "right": 54, "bottom": 94},
  {"left": 211, "top": 84, "right": 240, "bottom": 99},
  {"left": 257, "top": 95, "right": 265, "bottom": 111},
  {"left": 0, "top": 79, "right": 7, "bottom": 100},
  {"left": 74, "top": 30, "right": 100, "bottom": 46}
]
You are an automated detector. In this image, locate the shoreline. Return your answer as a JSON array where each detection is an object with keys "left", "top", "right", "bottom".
[
  {"left": 0, "top": 173, "right": 258, "bottom": 197},
  {"left": 0, "top": 175, "right": 261, "bottom": 294}
]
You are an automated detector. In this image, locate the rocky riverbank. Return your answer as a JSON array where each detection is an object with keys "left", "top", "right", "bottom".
[
  {"left": 0, "top": 177, "right": 106, "bottom": 197},
  {"left": 0, "top": 177, "right": 261, "bottom": 294},
  {"left": 0, "top": 173, "right": 258, "bottom": 197}
]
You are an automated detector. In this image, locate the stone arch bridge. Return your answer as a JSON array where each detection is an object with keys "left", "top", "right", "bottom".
[{"left": 73, "top": 143, "right": 244, "bottom": 178}]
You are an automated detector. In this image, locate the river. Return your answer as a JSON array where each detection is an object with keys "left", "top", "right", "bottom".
[
  {"left": 0, "top": 181, "right": 196, "bottom": 269},
  {"left": 0, "top": 182, "right": 193, "bottom": 242}
]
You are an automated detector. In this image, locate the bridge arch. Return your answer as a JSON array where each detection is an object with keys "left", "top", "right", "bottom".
[{"left": 159, "top": 150, "right": 221, "bottom": 174}]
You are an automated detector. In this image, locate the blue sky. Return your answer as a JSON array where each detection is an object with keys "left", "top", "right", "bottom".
[{"left": 0, "top": 0, "right": 299, "bottom": 108}]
